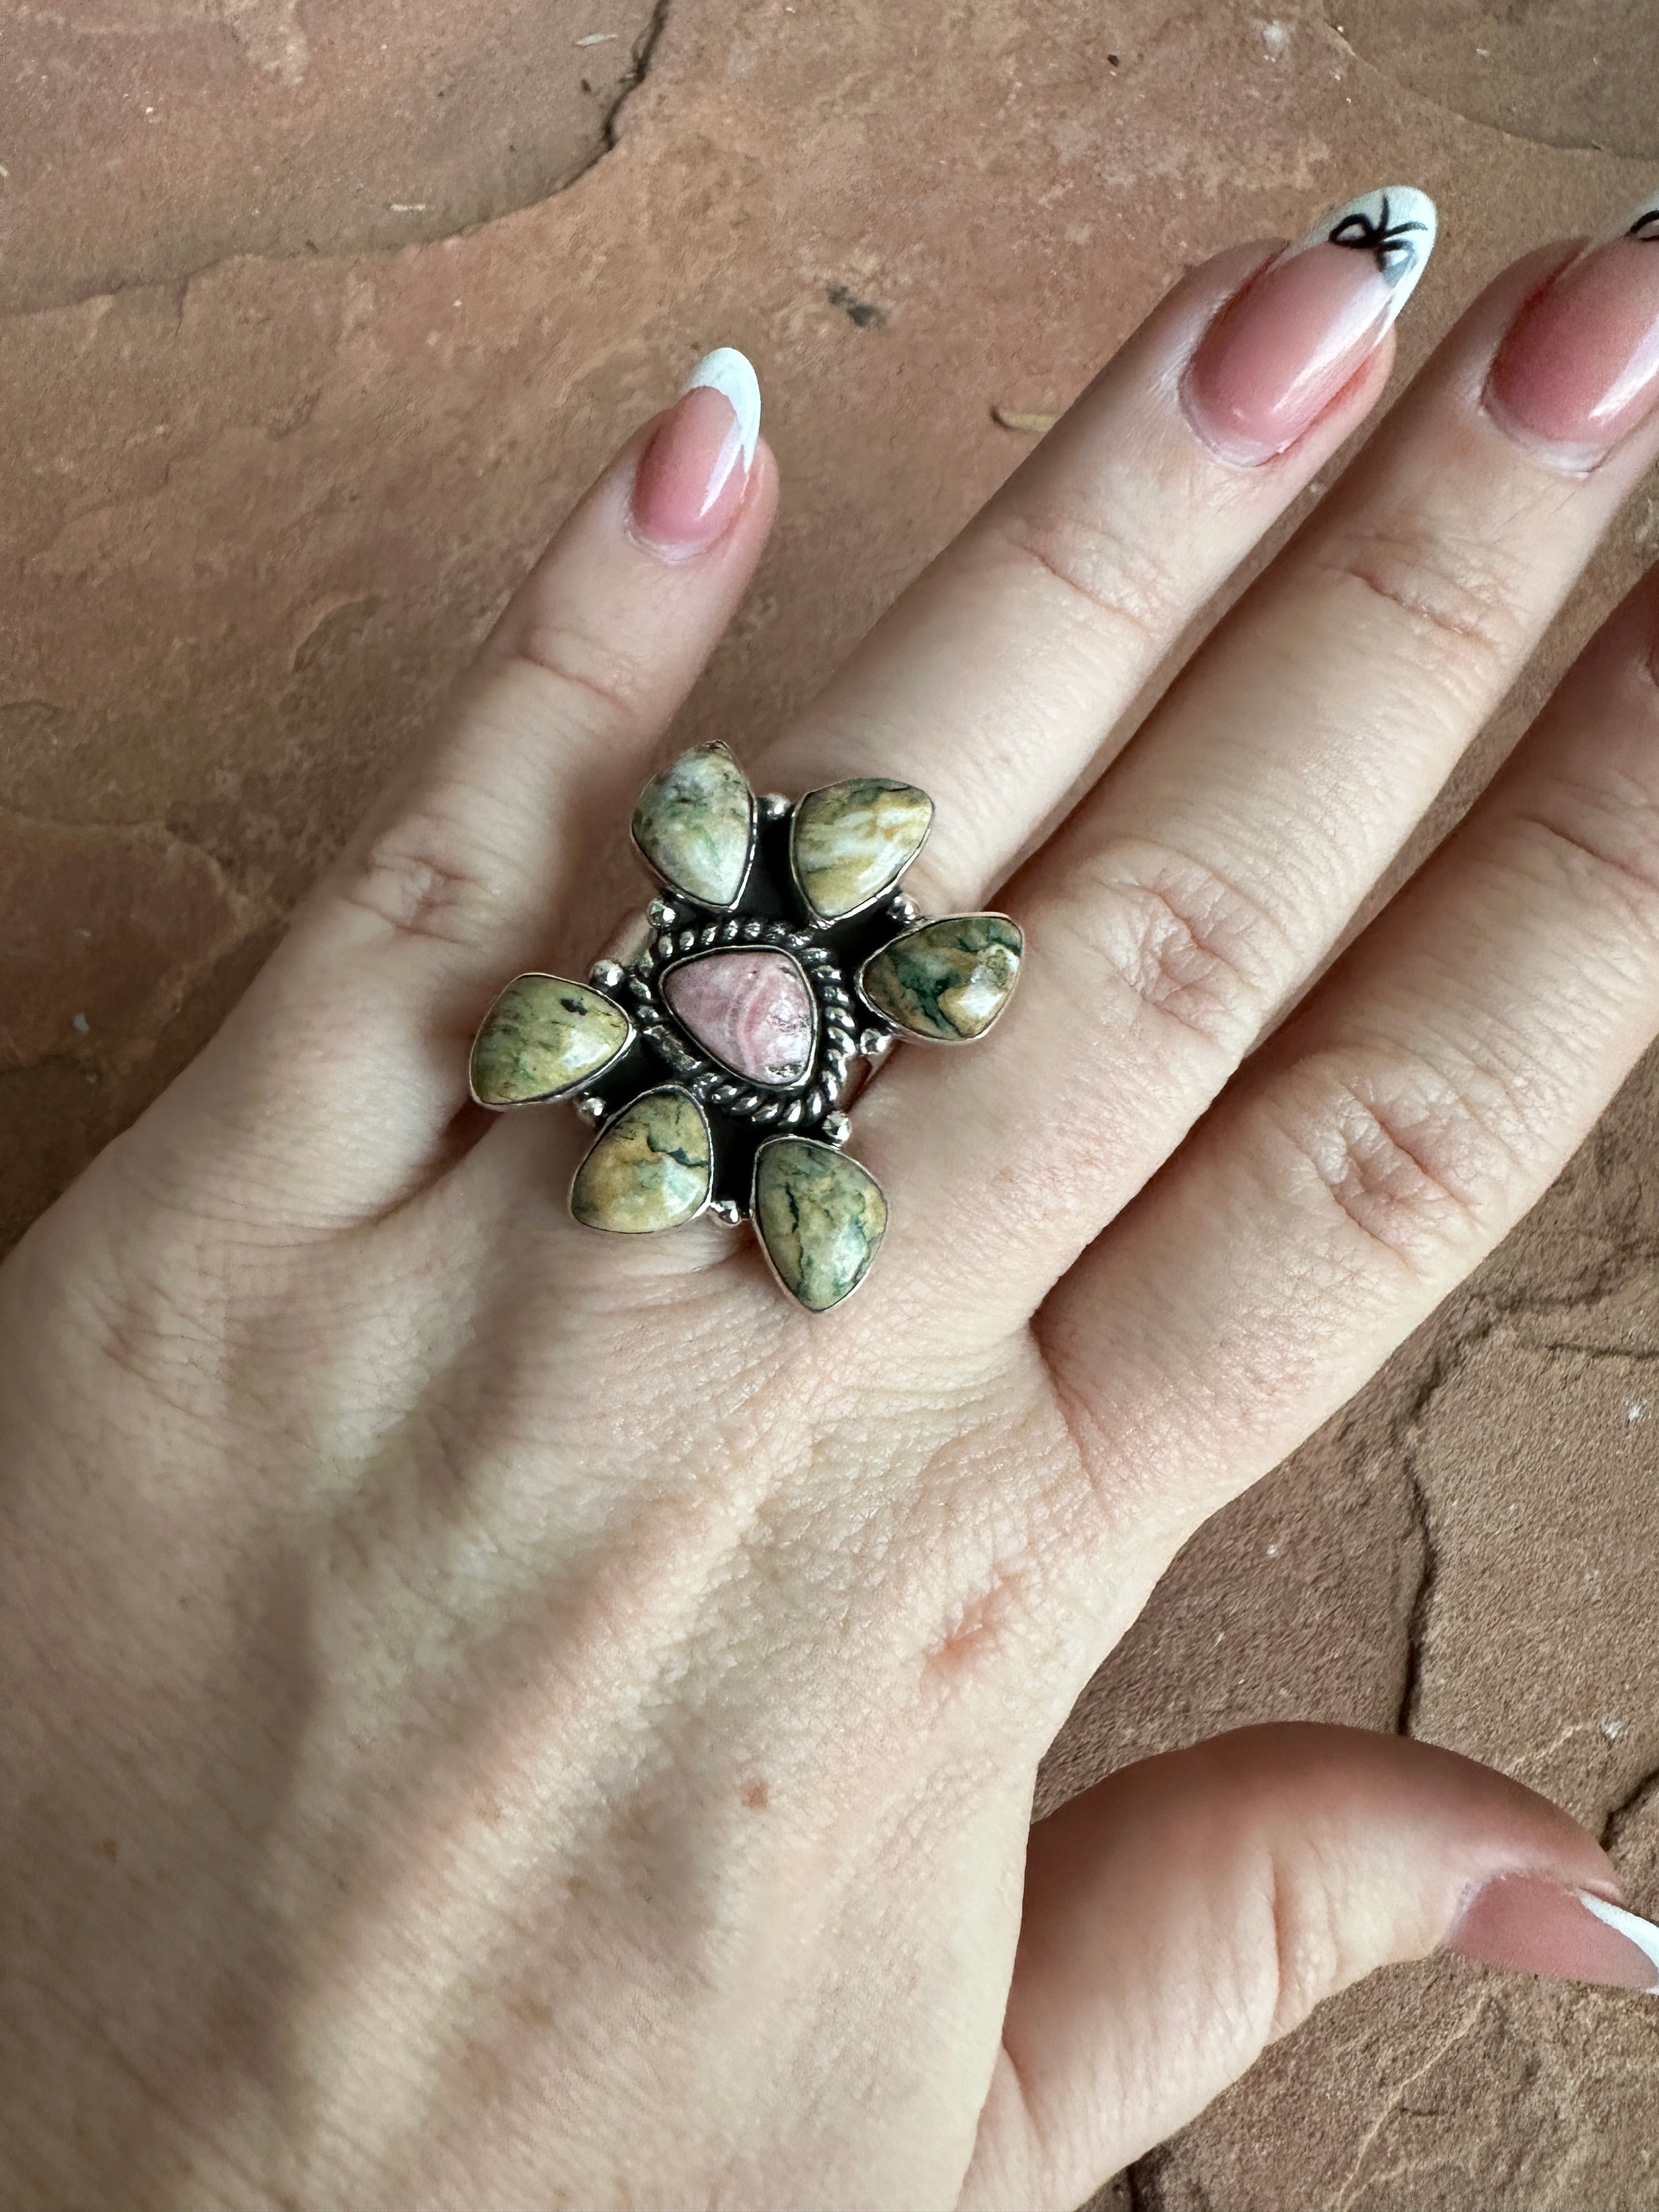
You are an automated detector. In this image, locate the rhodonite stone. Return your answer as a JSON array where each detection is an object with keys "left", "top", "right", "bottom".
[
  {"left": 470, "top": 973, "right": 631, "bottom": 1104},
  {"left": 632, "top": 742, "right": 754, "bottom": 909},
  {"left": 752, "top": 1138, "right": 888, "bottom": 1312},
  {"left": 571, "top": 1087, "right": 712, "bottom": 1233},
  {"left": 663, "top": 949, "right": 816, "bottom": 1087},
  {"left": 790, "top": 777, "right": 934, "bottom": 921},
  {"left": 859, "top": 913, "right": 1023, "bottom": 1042}
]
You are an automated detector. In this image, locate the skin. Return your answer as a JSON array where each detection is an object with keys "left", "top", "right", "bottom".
[{"left": 4, "top": 231, "right": 1659, "bottom": 2210}]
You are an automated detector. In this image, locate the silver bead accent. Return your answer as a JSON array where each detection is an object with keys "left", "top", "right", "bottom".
[
  {"left": 678, "top": 928, "right": 697, "bottom": 952},
  {"left": 709, "top": 1196, "right": 746, "bottom": 1227},
  {"left": 860, "top": 1029, "right": 893, "bottom": 1058},
  {"left": 589, "top": 958, "right": 625, "bottom": 990},
  {"left": 821, "top": 1110, "right": 851, "bottom": 1147},
  {"left": 574, "top": 1093, "right": 608, "bottom": 1123},
  {"left": 646, "top": 899, "right": 678, "bottom": 930},
  {"left": 887, "top": 891, "right": 922, "bottom": 924},
  {"left": 759, "top": 793, "right": 792, "bottom": 822}
]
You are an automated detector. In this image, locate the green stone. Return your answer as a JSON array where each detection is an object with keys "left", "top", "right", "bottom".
[
  {"left": 470, "top": 974, "right": 631, "bottom": 1104},
  {"left": 752, "top": 1138, "right": 887, "bottom": 1312},
  {"left": 571, "top": 1087, "right": 712, "bottom": 1234},
  {"left": 632, "top": 742, "right": 754, "bottom": 909},
  {"left": 858, "top": 913, "right": 1023, "bottom": 1042},
  {"left": 790, "top": 777, "right": 934, "bottom": 921}
]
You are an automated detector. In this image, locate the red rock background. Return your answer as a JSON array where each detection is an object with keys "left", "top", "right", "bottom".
[{"left": 7, "top": 1, "right": 1659, "bottom": 2202}]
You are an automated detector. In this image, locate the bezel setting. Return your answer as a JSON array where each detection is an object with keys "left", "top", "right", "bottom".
[{"left": 468, "top": 746, "right": 1022, "bottom": 1310}]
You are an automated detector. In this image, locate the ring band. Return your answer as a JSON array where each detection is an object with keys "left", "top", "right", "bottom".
[{"left": 469, "top": 743, "right": 1023, "bottom": 1312}]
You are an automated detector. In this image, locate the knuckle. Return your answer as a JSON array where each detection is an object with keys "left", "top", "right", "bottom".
[
  {"left": 345, "top": 795, "right": 505, "bottom": 946},
  {"left": 1263, "top": 1855, "right": 1348, "bottom": 2042},
  {"left": 1316, "top": 517, "right": 1528, "bottom": 673},
  {"left": 1051, "top": 836, "right": 1291, "bottom": 1054},
  {"left": 502, "top": 612, "right": 657, "bottom": 730},
  {"left": 1260, "top": 1045, "right": 1519, "bottom": 1273},
  {"left": 984, "top": 502, "right": 1185, "bottom": 657},
  {"left": 1507, "top": 774, "right": 1659, "bottom": 947}
]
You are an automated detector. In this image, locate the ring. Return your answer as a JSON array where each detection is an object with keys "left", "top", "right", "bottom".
[{"left": 468, "top": 744, "right": 1023, "bottom": 1312}]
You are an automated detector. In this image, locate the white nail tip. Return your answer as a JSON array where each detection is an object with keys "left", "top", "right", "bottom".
[
  {"left": 1577, "top": 1890, "right": 1659, "bottom": 1990},
  {"left": 1294, "top": 186, "right": 1438, "bottom": 324},
  {"left": 681, "top": 346, "right": 762, "bottom": 472}
]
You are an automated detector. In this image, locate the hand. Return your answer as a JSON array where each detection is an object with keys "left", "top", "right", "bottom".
[{"left": 7, "top": 187, "right": 1659, "bottom": 2212}]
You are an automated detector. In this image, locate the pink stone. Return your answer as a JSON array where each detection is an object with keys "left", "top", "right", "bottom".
[{"left": 664, "top": 949, "right": 815, "bottom": 1087}]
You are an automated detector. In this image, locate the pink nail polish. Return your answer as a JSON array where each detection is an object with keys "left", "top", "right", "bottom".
[
  {"left": 1486, "top": 193, "right": 1659, "bottom": 470},
  {"left": 630, "top": 347, "right": 761, "bottom": 558},
  {"left": 1182, "top": 187, "right": 1438, "bottom": 466},
  {"left": 1448, "top": 1873, "right": 1659, "bottom": 1994}
]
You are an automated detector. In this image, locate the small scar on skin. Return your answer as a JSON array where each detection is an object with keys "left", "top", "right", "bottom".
[{"left": 741, "top": 1778, "right": 770, "bottom": 1810}]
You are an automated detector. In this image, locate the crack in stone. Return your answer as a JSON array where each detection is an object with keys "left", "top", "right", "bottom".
[
  {"left": 1384, "top": 1239, "right": 1659, "bottom": 1742},
  {"left": 1328, "top": 1995, "right": 1496, "bottom": 2212},
  {"left": 0, "top": 0, "right": 676, "bottom": 323},
  {"left": 1601, "top": 1765, "right": 1659, "bottom": 1853}
]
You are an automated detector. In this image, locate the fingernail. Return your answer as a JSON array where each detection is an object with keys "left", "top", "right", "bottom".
[
  {"left": 1182, "top": 187, "right": 1437, "bottom": 466},
  {"left": 1448, "top": 1873, "right": 1659, "bottom": 1994},
  {"left": 630, "top": 346, "right": 761, "bottom": 558},
  {"left": 1485, "top": 190, "right": 1659, "bottom": 471}
]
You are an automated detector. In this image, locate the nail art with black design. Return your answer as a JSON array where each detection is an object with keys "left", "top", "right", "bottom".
[{"left": 1325, "top": 188, "right": 1436, "bottom": 284}]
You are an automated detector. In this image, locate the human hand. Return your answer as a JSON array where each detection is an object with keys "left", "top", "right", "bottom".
[{"left": 7, "top": 187, "right": 1659, "bottom": 2211}]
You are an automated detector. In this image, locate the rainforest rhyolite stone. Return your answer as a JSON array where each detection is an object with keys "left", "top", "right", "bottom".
[
  {"left": 470, "top": 974, "right": 632, "bottom": 1103},
  {"left": 571, "top": 1087, "right": 712, "bottom": 1232},
  {"left": 790, "top": 777, "right": 934, "bottom": 921},
  {"left": 663, "top": 948, "right": 816, "bottom": 1086},
  {"left": 632, "top": 742, "right": 754, "bottom": 909},
  {"left": 858, "top": 914, "right": 1022, "bottom": 1041},
  {"left": 752, "top": 1138, "right": 887, "bottom": 1311}
]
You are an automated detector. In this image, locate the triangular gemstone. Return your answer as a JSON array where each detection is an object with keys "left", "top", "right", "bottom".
[
  {"left": 631, "top": 742, "right": 755, "bottom": 909},
  {"left": 664, "top": 948, "right": 816, "bottom": 1087},
  {"left": 790, "top": 777, "right": 933, "bottom": 921}
]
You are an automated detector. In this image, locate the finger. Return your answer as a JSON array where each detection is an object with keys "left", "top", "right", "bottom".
[
  {"left": 750, "top": 190, "right": 1432, "bottom": 912},
  {"left": 1040, "top": 558, "right": 1659, "bottom": 1592},
  {"left": 958, "top": 1726, "right": 1654, "bottom": 2212},
  {"left": 148, "top": 351, "right": 779, "bottom": 1225},
  {"left": 876, "top": 198, "right": 1659, "bottom": 1331}
]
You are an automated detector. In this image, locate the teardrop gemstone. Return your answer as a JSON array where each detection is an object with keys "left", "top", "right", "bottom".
[
  {"left": 470, "top": 974, "right": 632, "bottom": 1104},
  {"left": 664, "top": 949, "right": 816, "bottom": 1088},
  {"left": 632, "top": 742, "right": 755, "bottom": 909},
  {"left": 858, "top": 914, "right": 1023, "bottom": 1042},
  {"left": 752, "top": 1138, "right": 888, "bottom": 1312},
  {"left": 790, "top": 777, "right": 934, "bottom": 921},
  {"left": 571, "top": 1087, "right": 712, "bottom": 1233}
]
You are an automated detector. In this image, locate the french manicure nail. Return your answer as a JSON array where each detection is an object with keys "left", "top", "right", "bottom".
[
  {"left": 1182, "top": 187, "right": 1438, "bottom": 466},
  {"left": 1485, "top": 190, "right": 1659, "bottom": 470},
  {"left": 1448, "top": 1872, "right": 1659, "bottom": 1994},
  {"left": 630, "top": 346, "right": 761, "bottom": 558}
]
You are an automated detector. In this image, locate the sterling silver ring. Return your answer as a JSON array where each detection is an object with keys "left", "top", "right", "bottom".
[{"left": 468, "top": 744, "right": 1023, "bottom": 1312}]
